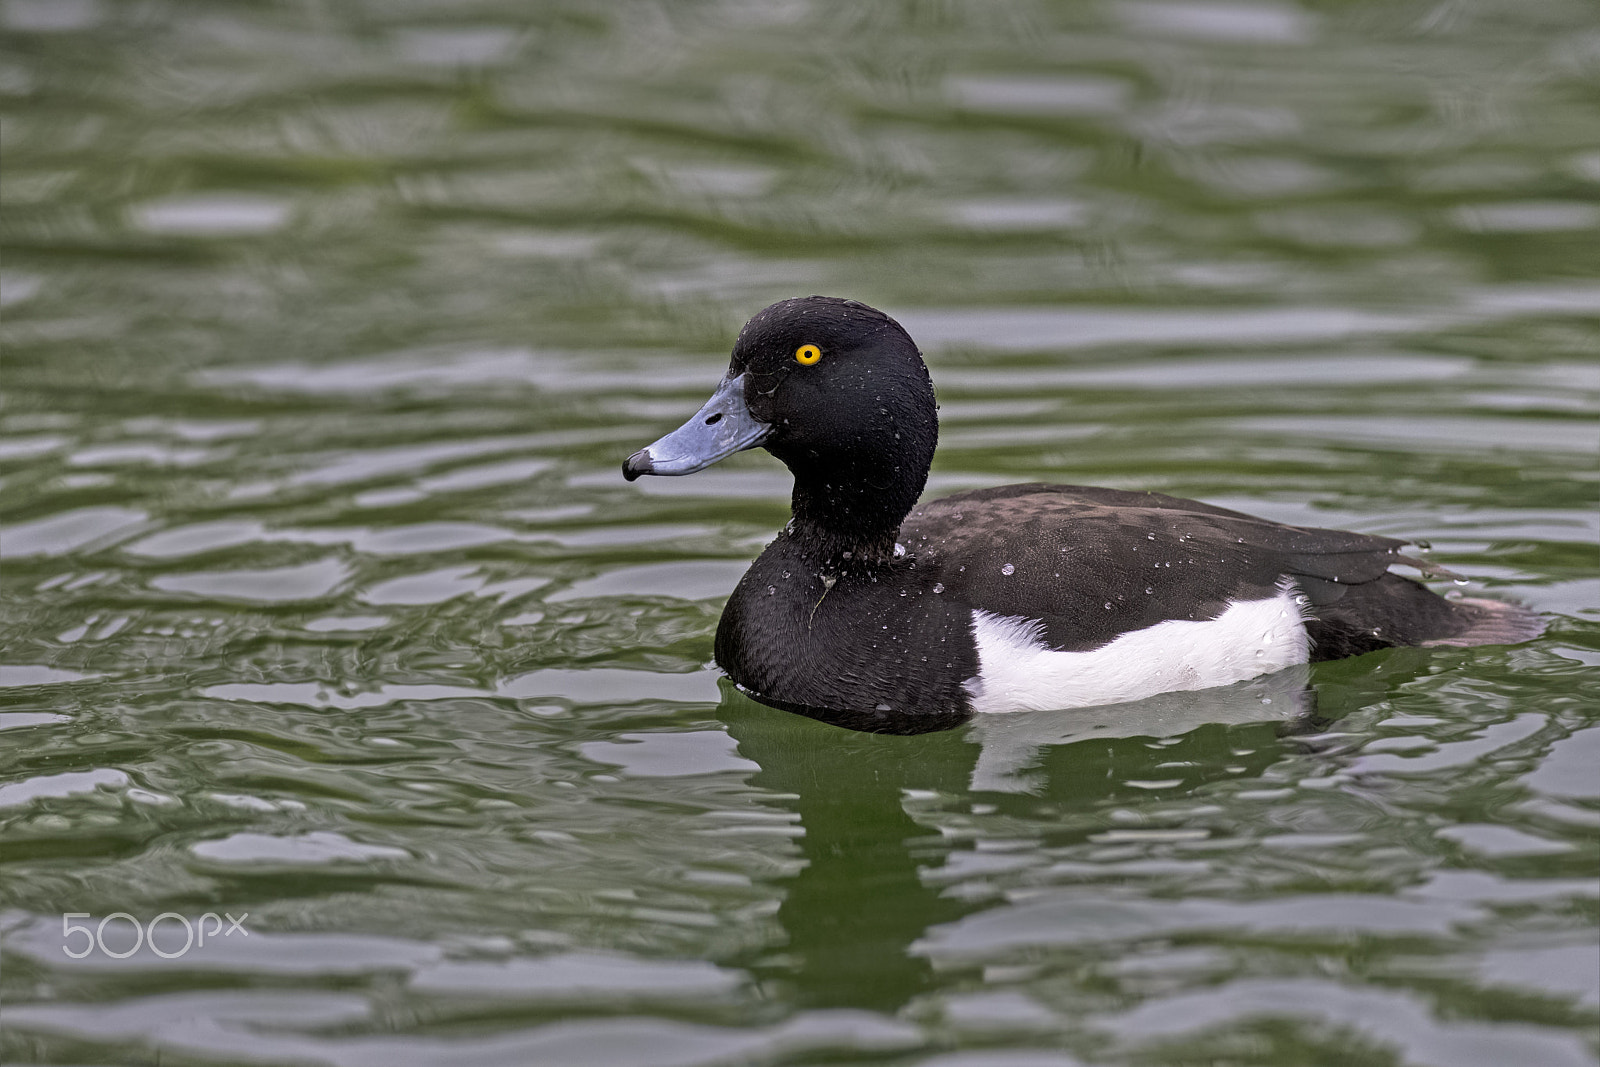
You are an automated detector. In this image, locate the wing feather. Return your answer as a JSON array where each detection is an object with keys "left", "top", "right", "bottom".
[{"left": 901, "top": 484, "right": 1408, "bottom": 651}]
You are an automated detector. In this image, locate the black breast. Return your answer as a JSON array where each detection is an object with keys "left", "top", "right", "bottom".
[{"left": 714, "top": 536, "right": 980, "bottom": 732}]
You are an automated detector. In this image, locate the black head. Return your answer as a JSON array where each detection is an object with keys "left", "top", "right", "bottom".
[{"left": 624, "top": 296, "right": 938, "bottom": 547}]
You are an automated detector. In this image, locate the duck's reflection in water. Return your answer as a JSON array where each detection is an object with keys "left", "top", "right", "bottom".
[
  {"left": 718, "top": 666, "right": 1319, "bottom": 1012},
  {"left": 966, "top": 664, "right": 1317, "bottom": 794}
]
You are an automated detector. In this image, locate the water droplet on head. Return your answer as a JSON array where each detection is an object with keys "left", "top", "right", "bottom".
[
  {"left": 1146, "top": 532, "right": 1155, "bottom": 541},
  {"left": 767, "top": 585, "right": 776, "bottom": 595},
  {"left": 1001, "top": 563, "right": 1015, "bottom": 575},
  {"left": 932, "top": 582, "right": 944, "bottom": 593},
  {"left": 1104, "top": 601, "right": 1112, "bottom": 610},
  {"left": 1145, "top": 586, "right": 1153, "bottom": 594}
]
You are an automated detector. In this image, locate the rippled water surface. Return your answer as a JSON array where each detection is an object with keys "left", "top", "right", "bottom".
[{"left": 3, "top": 1, "right": 1597, "bottom": 1064}]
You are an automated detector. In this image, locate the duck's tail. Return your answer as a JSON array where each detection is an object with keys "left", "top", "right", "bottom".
[
  {"left": 1422, "top": 596, "right": 1546, "bottom": 648},
  {"left": 1305, "top": 573, "right": 1543, "bottom": 661}
]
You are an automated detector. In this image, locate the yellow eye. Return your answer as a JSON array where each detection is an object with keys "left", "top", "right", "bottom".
[{"left": 795, "top": 343, "right": 822, "bottom": 365}]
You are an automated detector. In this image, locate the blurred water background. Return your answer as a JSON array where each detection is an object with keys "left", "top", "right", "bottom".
[{"left": 2, "top": 1, "right": 1597, "bottom": 1064}]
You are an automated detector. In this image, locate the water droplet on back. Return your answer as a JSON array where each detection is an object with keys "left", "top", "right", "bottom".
[{"left": 1001, "top": 563, "right": 1015, "bottom": 575}]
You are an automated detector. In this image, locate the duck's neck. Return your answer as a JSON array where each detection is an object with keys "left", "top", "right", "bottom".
[
  {"left": 781, "top": 514, "right": 900, "bottom": 567},
  {"left": 786, "top": 466, "right": 923, "bottom": 566}
]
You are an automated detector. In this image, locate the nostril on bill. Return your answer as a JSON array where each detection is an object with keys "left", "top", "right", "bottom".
[{"left": 705, "top": 413, "right": 723, "bottom": 425}]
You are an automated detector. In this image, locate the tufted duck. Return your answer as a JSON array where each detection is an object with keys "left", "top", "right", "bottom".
[{"left": 623, "top": 297, "right": 1542, "bottom": 732}]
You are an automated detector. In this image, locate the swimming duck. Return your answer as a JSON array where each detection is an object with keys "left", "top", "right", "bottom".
[{"left": 623, "top": 296, "right": 1541, "bottom": 732}]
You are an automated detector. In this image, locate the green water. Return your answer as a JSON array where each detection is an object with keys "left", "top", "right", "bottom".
[{"left": 2, "top": 1, "right": 1597, "bottom": 1064}]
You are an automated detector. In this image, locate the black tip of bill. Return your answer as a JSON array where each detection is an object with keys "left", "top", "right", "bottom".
[
  {"left": 621, "top": 449, "right": 653, "bottom": 481},
  {"left": 621, "top": 373, "right": 770, "bottom": 482}
]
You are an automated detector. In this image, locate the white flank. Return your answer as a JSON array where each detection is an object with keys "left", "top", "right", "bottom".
[{"left": 964, "top": 580, "right": 1312, "bottom": 714}]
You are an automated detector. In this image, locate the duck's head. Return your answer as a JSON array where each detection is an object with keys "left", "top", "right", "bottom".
[{"left": 624, "top": 296, "right": 938, "bottom": 539}]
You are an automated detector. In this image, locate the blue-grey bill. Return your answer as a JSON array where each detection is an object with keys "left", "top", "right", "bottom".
[{"left": 623, "top": 373, "right": 771, "bottom": 481}]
